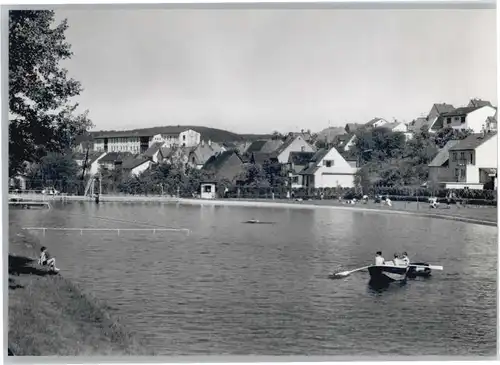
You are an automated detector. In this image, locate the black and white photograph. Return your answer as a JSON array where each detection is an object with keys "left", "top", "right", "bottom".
[{"left": 4, "top": 0, "right": 498, "bottom": 359}]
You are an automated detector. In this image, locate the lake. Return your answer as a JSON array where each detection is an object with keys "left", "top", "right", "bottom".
[{"left": 10, "top": 201, "right": 497, "bottom": 356}]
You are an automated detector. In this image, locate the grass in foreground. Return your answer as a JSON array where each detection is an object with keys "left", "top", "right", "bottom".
[{"left": 8, "top": 223, "right": 153, "bottom": 356}]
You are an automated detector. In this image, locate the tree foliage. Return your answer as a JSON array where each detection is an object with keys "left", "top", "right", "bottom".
[
  {"left": 25, "top": 152, "right": 80, "bottom": 190},
  {"left": 9, "top": 10, "right": 92, "bottom": 175}
]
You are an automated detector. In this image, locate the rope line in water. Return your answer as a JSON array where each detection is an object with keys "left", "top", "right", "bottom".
[
  {"left": 22, "top": 227, "right": 190, "bottom": 236},
  {"left": 65, "top": 212, "right": 180, "bottom": 230}
]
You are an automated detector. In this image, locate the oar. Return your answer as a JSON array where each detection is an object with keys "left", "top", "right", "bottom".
[
  {"left": 410, "top": 264, "right": 443, "bottom": 270},
  {"left": 329, "top": 265, "right": 371, "bottom": 279}
]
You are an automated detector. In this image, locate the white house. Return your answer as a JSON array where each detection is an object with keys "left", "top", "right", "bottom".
[
  {"left": 365, "top": 117, "right": 389, "bottom": 129},
  {"left": 383, "top": 122, "right": 413, "bottom": 141},
  {"left": 271, "top": 135, "right": 316, "bottom": 163},
  {"left": 431, "top": 105, "right": 497, "bottom": 133},
  {"left": 444, "top": 132, "right": 497, "bottom": 190},
  {"left": 179, "top": 129, "right": 201, "bottom": 148},
  {"left": 122, "top": 158, "right": 151, "bottom": 177},
  {"left": 299, "top": 147, "right": 358, "bottom": 188}
]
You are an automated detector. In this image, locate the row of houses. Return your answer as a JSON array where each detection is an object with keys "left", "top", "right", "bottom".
[
  {"left": 428, "top": 131, "right": 497, "bottom": 190},
  {"left": 333, "top": 98, "right": 497, "bottom": 153},
  {"left": 75, "top": 131, "right": 361, "bottom": 190}
]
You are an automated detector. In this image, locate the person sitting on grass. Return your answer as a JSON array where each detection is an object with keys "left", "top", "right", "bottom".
[{"left": 39, "top": 246, "right": 59, "bottom": 272}]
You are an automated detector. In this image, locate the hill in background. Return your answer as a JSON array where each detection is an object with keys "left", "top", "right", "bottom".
[{"left": 88, "top": 126, "right": 273, "bottom": 143}]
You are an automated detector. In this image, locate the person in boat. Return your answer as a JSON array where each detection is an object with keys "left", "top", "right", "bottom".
[
  {"left": 391, "top": 253, "right": 401, "bottom": 266},
  {"left": 375, "top": 251, "right": 385, "bottom": 266},
  {"left": 401, "top": 252, "right": 410, "bottom": 266},
  {"left": 39, "top": 246, "right": 59, "bottom": 271}
]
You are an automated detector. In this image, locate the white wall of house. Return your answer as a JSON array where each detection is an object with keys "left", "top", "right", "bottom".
[
  {"left": 89, "top": 153, "right": 107, "bottom": 175},
  {"left": 131, "top": 161, "right": 151, "bottom": 177},
  {"left": 179, "top": 129, "right": 201, "bottom": 148},
  {"left": 311, "top": 147, "right": 358, "bottom": 188},
  {"left": 276, "top": 136, "right": 315, "bottom": 163},
  {"left": 465, "top": 133, "right": 498, "bottom": 183},
  {"left": 372, "top": 119, "right": 388, "bottom": 128},
  {"left": 94, "top": 137, "right": 141, "bottom": 153},
  {"left": 344, "top": 135, "right": 357, "bottom": 151},
  {"left": 465, "top": 106, "right": 497, "bottom": 132},
  {"left": 391, "top": 123, "right": 408, "bottom": 133},
  {"left": 442, "top": 106, "right": 497, "bottom": 133}
]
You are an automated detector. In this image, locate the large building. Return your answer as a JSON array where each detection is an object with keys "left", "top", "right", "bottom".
[{"left": 92, "top": 127, "right": 201, "bottom": 154}]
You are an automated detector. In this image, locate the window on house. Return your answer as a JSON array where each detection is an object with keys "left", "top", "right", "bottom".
[
  {"left": 461, "top": 116, "right": 466, "bottom": 123},
  {"left": 452, "top": 152, "right": 457, "bottom": 161},
  {"left": 460, "top": 152, "right": 465, "bottom": 161},
  {"left": 469, "top": 153, "right": 474, "bottom": 164},
  {"left": 204, "top": 185, "right": 212, "bottom": 193},
  {"left": 183, "top": 135, "right": 186, "bottom": 140},
  {"left": 447, "top": 118, "right": 452, "bottom": 124},
  {"left": 324, "top": 160, "right": 333, "bottom": 167},
  {"left": 454, "top": 168, "right": 459, "bottom": 178},
  {"left": 292, "top": 176, "right": 299, "bottom": 183},
  {"left": 301, "top": 146, "right": 305, "bottom": 152}
]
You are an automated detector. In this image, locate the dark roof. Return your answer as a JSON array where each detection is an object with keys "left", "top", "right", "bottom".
[
  {"left": 289, "top": 151, "right": 315, "bottom": 165},
  {"left": 251, "top": 152, "right": 274, "bottom": 165},
  {"left": 468, "top": 99, "right": 492, "bottom": 108},
  {"left": 87, "top": 152, "right": 105, "bottom": 165},
  {"left": 122, "top": 157, "right": 150, "bottom": 170},
  {"left": 246, "top": 139, "right": 283, "bottom": 154},
  {"left": 143, "top": 142, "right": 164, "bottom": 157},
  {"left": 246, "top": 140, "right": 268, "bottom": 153},
  {"left": 449, "top": 132, "right": 497, "bottom": 151},
  {"left": 432, "top": 103, "right": 455, "bottom": 115},
  {"left": 298, "top": 148, "right": 330, "bottom": 175},
  {"left": 98, "top": 152, "right": 132, "bottom": 163},
  {"left": 428, "top": 140, "right": 460, "bottom": 167},
  {"left": 441, "top": 106, "right": 482, "bottom": 117},
  {"left": 409, "top": 117, "right": 429, "bottom": 131},
  {"left": 203, "top": 150, "right": 242, "bottom": 171},
  {"left": 190, "top": 143, "right": 224, "bottom": 165}
]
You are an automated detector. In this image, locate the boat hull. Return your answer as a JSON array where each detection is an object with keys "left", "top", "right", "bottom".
[
  {"left": 368, "top": 265, "right": 408, "bottom": 283},
  {"left": 407, "top": 262, "right": 432, "bottom": 278}
]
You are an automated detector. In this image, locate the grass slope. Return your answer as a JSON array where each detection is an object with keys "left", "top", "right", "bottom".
[{"left": 8, "top": 221, "right": 153, "bottom": 356}]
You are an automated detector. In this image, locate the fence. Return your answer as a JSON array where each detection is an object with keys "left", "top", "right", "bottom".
[{"left": 11, "top": 180, "right": 497, "bottom": 207}]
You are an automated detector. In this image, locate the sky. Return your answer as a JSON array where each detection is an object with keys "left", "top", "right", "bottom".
[{"left": 55, "top": 6, "right": 497, "bottom": 134}]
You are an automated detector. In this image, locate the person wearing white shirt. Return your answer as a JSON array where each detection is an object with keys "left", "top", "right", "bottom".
[
  {"left": 375, "top": 251, "right": 385, "bottom": 266},
  {"left": 401, "top": 252, "right": 410, "bottom": 266}
]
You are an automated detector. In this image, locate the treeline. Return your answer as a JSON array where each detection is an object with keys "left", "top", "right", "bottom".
[{"left": 342, "top": 126, "right": 474, "bottom": 188}]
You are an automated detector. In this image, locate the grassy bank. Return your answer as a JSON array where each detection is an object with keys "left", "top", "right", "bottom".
[{"left": 8, "top": 221, "right": 153, "bottom": 356}]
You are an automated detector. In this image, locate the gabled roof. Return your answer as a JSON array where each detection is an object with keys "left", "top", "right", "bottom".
[
  {"left": 98, "top": 152, "right": 132, "bottom": 163},
  {"left": 87, "top": 152, "right": 104, "bottom": 165},
  {"left": 289, "top": 151, "right": 315, "bottom": 165},
  {"left": 250, "top": 152, "right": 274, "bottom": 165},
  {"left": 143, "top": 142, "right": 164, "bottom": 158},
  {"left": 432, "top": 103, "right": 455, "bottom": 115},
  {"left": 203, "top": 150, "right": 242, "bottom": 171},
  {"left": 428, "top": 140, "right": 460, "bottom": 167},
  {"left": 468, "top": 99, "right": 492, "bottom": 108},
  {"left": 122, "top": 157, "right": 150, "bottom": 170},
  {"left": 159, "top": 147, "right": 173, "bottom": 159},
  {"left": 190, "top": 143, "right": 223, "bottom": 165},
  {"left": 365, "top": 117, "right": 387, "bottom": 127},
  {"left": 441, "top": 106, "right": 483, "bottom": 117},
  {"left": 409, "top": 117, "right": 429, "bottom": 131},
  {"left": 246, "top": 139, "right": 283, "bottom": 154},
  {"left": 449, "top": 132, "right": 497, "bottom": 151},
  {"left": 345, "top": 123, "right": 362, "bottom": 133}
]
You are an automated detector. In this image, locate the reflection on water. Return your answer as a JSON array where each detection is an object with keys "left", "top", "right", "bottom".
[{"left": 9, "top": 201, "right": 497, "bottom": 356}]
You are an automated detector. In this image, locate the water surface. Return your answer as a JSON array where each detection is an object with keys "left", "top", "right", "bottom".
[{"left": 10, "top": 201, "right": 497, "bottom": 356}]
